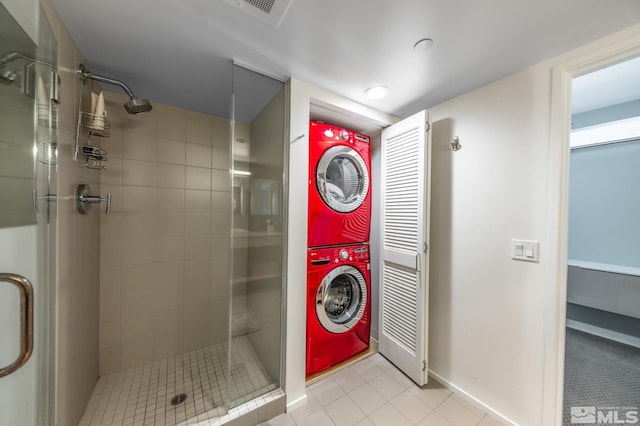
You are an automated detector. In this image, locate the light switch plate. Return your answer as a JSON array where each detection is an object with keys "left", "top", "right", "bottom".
[{"left": 511, "top": 239, "right": 540, "bottom": 262}]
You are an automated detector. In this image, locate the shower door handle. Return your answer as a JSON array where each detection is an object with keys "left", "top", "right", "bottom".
[{"left": 0, "top": 273, "right": 34, "bottom": 378}]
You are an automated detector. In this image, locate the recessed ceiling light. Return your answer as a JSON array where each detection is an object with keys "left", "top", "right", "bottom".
[
  {"left": 414, "top": 38, "right": 434, "bottom": 51},
  {"left": 364, "top": 86, "right": 390, "bottom": 100}
]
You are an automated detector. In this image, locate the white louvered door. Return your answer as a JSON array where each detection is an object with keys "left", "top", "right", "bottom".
[{"left": 379, "top": 110, "right": 431, "bottom": 385}]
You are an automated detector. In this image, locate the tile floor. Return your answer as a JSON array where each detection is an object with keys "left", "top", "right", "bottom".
[
  {"left": 267, "top": 353, "right": 510, "bottom": 426},
  {"left": 80, "top": 336, "right": 278, "bottom": 425}
]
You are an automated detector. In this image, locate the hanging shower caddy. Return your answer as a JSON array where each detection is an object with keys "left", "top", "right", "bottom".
[{"left": 74, "top": 64, "right": 110, "bottom": 169}]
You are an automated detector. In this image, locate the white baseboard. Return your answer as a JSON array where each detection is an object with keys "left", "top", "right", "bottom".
[
  {"left": 566, "top": 319, "right": 640, "bottom": 349},
  {"left": 286, "top": 393, "right": 307, "bottom": 412},
  {"left": 428, "top": 370, "right": 516, "bottom": 426}
]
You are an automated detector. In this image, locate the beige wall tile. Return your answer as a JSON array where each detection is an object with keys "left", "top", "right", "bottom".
[
  {"left": 100, "top": 156, "right": 122, "bottom": 185},
  {"left": 155, "top": 188, "right": 185, "bottom": 211},
  {"left": 123, "top": 131, "right": 156, "bottom": 161},
  {"left": 122, "top": 186, "right": 154, "bottom": 213},
  {"left": 211, "top": 243, "right": 229, "bottom": 278},
  {"left": 185, "top": 212, "right": 211, "bottom": 238},
  {"left": 210, "top": 298, "right": 229, "bottom": 345},
  {"left": 157, "top": 137, "right": 185, "bottom": 165},
  {"left": 186, "top": 166, "right": 211, "bottom": 190},
  {"left": 184, "top": 260, "right": 211, "bottom": 308},
  {"left": 99, "top": 320, "right": 121, "bottom": 348},
  {"left": 186, "top": 189, "right": 211, "bottom": 212},
  {"left": 156, "top": 104, "right": 186, "bottom": 141},
  {"left": 186, "top": 110, "right": 213, "bottom": 145},
  {"left": 121, "top": 314, "right": 154, "bottom": 344},
  {"left": 100, "top": 238, "right": 122, "bottom": 266},
  {"left": 186, "top": 143, "right": 212, "bottom": 168},
  {"left": 153, "top": 333, "right": 181, "bottom": 361},
  {"left": 211, "top": 191, "right": 231, "bottom": 215},
  {"left": 100, "top": 265, "right": 122, "bottom": 296},
  {"left": 121, "top": 237, "right": 154, "bottom": 265},
  {"left": 183, "top": 303, "right": 210, "bottom": 351},
  {"left": 212, "top": 213, "right": 231, "bottom": 236},
  {"left": 153, "top": 236, "right": 184, "bottom": 262},
  {"left": 156, "top": 162, "right": 185, "bottom": 189},
  {"left": 120, "top": 288, "right": 154, "bottom": 319},
  {"left": 154, "top": 211, "right": 185, "bottom": 237},
  {"left": 122, "top": 108, "right": 156, "bottom": 135},
  {"left": 122, "top": 159, "right": 155, "bottom": 187},
  {"left": 184, "top": 237, "right": 212, "bottom": 262},
  {"left": 212, "top": 116, "right": 230, "bottom": 149},
  {"left": 99, "top": 346, "right": 121, "bottom": 376},
  {"left": 100, "top": 211, "right": 122, "bottom": 240},
  {"left": 122, "top": 212, "right": 155, "bottom": 240},
  {"left": 212, "top": 148, "right": 230, "bottom": 170},
  {"left": 211, "top": 169, "right": 230, "bottom": 192},
  {"left": 121, "top": 339, "right": 154, "bottom": 369},
  {"left": 152, "top": 309, "right": 183, "bottom": 337},
  {"left": 100, "top": 292, "right": 120, "bottom": 323}
]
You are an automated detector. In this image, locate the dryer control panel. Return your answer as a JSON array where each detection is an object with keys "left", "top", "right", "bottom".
[{"left": 308, "top": 245, "right": 369, "bottom": 266}]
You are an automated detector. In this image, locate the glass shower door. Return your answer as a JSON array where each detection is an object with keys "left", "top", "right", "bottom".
[
  {"left": 0, "top": 3, "right": 56, "bottom": 424},
  {"left": 228, "top": 64, "right": 286, "bottom": 408}
]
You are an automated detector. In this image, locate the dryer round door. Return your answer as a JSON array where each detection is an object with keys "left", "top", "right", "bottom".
[
  {"left": 316, "top": 265, "right": 367, "bottom": 333},
  {"left": 316, "top": 145, "right": 369, "bottom": 213}
]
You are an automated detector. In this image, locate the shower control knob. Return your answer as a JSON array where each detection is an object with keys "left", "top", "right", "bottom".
[
  {"left": 339, "top": 249, "right": 349, "bottom": 261},
  {"left": 340, "top": 130, "right": 349, "bottom": 140}
]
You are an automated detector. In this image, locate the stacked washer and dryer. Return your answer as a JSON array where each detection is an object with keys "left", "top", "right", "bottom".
[{"left": 306, "top": 120, "right": 372, "bottom": 377}]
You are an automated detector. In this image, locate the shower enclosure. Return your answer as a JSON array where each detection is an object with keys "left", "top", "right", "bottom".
[
  {"left": 78, "top": 63, "right": 287, "bottom": 424},
  {"left": 1, "top": 1, "right": 287, "bottom": 423}
]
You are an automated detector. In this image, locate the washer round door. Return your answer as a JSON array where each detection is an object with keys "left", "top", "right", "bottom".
[
  {"left": 316, "top": 145, "right": 369, "bottom": 213},
  {"left": 316, "top": 265, "right": 367, "bottom": 333}
]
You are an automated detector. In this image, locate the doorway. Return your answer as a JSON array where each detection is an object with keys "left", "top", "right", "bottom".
[
  {"left": 562, "top": 56, "right": 640, "bottom": 424},
  {"left": 545, "top": 27, "right": 640, "bottom": 426}
]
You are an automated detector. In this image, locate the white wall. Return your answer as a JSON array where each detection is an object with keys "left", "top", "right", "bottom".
[
  {"left": 429, "top": 64, "right": 550, "bottom": 424},
  {"left": 427, "top": 23, "right": 640, "bottom": 425}
]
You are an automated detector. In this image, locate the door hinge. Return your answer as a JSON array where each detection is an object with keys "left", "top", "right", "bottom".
[
  {"left": 423, "top": 242, "right": 428, "bottom": 253},
  {"left": 422, "top": 360, "right": 427, "bottom": 371},
  {"left": 425, "top": 122, "right": 431, "bottom": 132}
]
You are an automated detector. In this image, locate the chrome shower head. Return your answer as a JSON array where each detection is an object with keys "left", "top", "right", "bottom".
[
  {"left": 78, "top": 64, "right": 152, "bottom": 114},
  {"left": 124, "top": 97, "right": 153, "bottom": 114},
  {"left": 0, "top": 69, "right": 18, "bottom": 85}
]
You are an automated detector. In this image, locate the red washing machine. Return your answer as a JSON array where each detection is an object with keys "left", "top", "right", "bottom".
[
  {"left": 308, "top": 121, "right": 371, "bottom": 248},
  {"left": 306, "top": 243, "right": 371, "bottom": 377}
]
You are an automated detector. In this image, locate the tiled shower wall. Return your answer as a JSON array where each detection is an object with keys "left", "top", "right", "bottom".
[{"left": 98, "top": 91, "right": 232, "bottom": 375}]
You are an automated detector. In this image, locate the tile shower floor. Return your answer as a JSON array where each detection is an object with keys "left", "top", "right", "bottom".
[{"left": 80, "top": 336, "right": 279, "bottom": 426}]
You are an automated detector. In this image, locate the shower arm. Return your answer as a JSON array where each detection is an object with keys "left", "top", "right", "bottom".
[
  {"left": 0, "top": 51, "right": 55, "bottom": 69},
  {"left": 78, "top": 64, "right": 135, "bottom": 98}
]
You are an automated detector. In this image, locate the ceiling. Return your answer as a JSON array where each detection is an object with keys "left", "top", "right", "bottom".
[
  {"left": 572, "top": 55, "right": 640, "bottom": 114},
  {"left": 50, "top": 0, "right": 640, "bottom": 121}
]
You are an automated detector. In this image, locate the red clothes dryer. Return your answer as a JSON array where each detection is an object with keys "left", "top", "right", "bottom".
[
  {"left": 306, "top": 244, "right": 371, "bottom": 377},
  {"left": 308, "top": 121, "right": 371, "bottom": 248}
]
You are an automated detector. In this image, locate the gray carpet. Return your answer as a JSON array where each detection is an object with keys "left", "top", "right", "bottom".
[{"left": 563, "top": 327, "right": 640, "bottom": 425}]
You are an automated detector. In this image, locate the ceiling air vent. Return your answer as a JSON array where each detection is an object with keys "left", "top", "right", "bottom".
[{"left": 223, "top": 0, "right": 293, "bottom": 26}]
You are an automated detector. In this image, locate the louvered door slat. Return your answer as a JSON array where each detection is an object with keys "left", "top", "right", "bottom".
[{"left": 379, "top": 110, "right": 431, "bottom": 386}]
